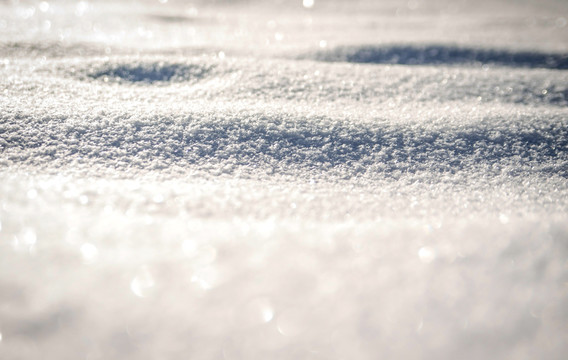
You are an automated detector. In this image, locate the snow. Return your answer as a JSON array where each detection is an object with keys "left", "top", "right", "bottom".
[{"left": 0, "top": 0, "right": 567, "bottom": 359}]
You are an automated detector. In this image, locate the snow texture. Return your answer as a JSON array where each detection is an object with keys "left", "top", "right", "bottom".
[{"left": 0, "top": 0, "right": 567, "bottom": 359}]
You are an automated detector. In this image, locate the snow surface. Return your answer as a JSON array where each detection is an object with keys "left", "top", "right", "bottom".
[{"left": 1, "top": 0, "right": 568, "bottom": 359}]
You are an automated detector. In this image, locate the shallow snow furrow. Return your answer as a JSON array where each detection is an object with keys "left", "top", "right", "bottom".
[
  {"left": 87, "top": 62, "right": 215, "bottom": 84},
  {"left": 308, "top": 45, "right": 568, "bottom": 70}
]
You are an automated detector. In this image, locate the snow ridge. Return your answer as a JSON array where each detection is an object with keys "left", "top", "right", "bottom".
[{"left": 2, "top": 110, "right": 566, "bottom": 177}]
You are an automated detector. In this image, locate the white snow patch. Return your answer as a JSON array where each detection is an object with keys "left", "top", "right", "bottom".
[{"left": 0, "top": 0, "right": 567, "bottom": 359}]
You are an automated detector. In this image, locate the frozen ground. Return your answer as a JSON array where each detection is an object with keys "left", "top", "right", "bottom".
[{"left": 1, "top": 0, "right": 567, "bottom": 359}]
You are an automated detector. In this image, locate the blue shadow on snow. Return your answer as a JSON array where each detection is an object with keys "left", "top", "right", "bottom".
[{"left": 310, "top": 45, "right": 568, "bottom": 70}]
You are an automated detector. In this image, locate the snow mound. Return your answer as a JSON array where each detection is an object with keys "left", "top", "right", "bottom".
[{"left": 308, "top": 45, "right": 568, "bottom": 69}]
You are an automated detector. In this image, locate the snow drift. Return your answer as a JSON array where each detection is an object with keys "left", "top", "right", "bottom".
[{"left": 0, "top": 0, "right": 567, "bottom": 359}]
